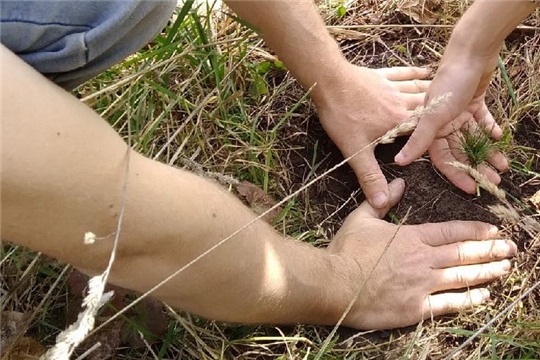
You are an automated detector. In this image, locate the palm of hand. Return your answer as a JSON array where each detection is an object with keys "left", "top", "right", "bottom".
[{"left": 426, "top": 69, "right": 507, "bottom": 193}]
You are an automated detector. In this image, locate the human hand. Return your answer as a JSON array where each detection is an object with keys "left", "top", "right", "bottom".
[
  {"left": 326, "top": 178, "right": 517, "bottom": 330},
  {"left": 395, "top": 52, "right": 508, "bottom": 193},
  {"left": 315, "top": 65, "right": 431, "bottom": 208}
]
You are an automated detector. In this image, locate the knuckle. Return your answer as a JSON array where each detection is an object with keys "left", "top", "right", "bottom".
[
  {"left": 420, "top": 248, "right": 435, "bottom": 267},
  {"left": 440, "top": 224, "right": 456, "bottom": 242},
  {"left": 489, "top": 241, "right": 504, "bottom": 260},
  {"left": 472, "top": 222, "right": 490, "bottom": 240},
  {"left": 417, "top": 226, "right": 432, "bottom": 246},
  {"left": 455, "top": 243, "right": 467, "bottom": 263},
  {"left": 439, "top": 300, "right": 456, "bottom": 315},
  {"left": 454, "top": 272, "right": 467, "bottom": 286},
  {"left": 358, "top": 172, "right": 384, "bottom": 187}
]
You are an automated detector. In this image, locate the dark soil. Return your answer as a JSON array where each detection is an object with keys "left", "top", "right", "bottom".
[
  {"left": 255, "top": 11, "right": 540, "bottom": 355},
  {"left": 272, "top": 73, "right": 540, "bottom": 358},
  {"left": 281, "top": 115, "right": 510, "bottom": 232},
  {"left": 273, "top": 103, "right": 539, "bottom": 358}
]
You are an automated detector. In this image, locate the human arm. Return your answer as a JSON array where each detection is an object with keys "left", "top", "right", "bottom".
[
  {"left": 224, "top": 0, "right": 433, "bottom": 208},
  {"left": 0, "top": 44, "right": 346, "bottom": 325},
  {"left": 1, "top": 45, "right": 516, "bottom": 329},
  {"left": 396, "top": 0, "right": 537, "bottom": 179}
]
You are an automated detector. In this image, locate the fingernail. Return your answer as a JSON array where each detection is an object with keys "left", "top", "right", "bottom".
[
  {"left": 498, "top": 240, "right": 518, "bottom": 256},
  {"left": 496, "top": 241, "right": 512, "bottom": 256},
  {"left": 488, "top": 226, "right": 499, "bottom": 237},
  {"left": 507, "top": 241, "right": 518, "bottom": 256},
  {"left": 502, "top": 260, "right": 511, "bottom": 271},
  {"left": 371, "top": 192, "right": 388, "bottom": 208},
  {"left": 395, "top": 152, "right": 405, "bottom": 164},
  {"left": 393, "top": 177, "right": 406, "bottom": 188}
]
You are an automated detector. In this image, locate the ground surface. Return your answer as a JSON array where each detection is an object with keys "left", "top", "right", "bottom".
[{"left": 270, "top": 86, "right": 540, "bottom": 357}]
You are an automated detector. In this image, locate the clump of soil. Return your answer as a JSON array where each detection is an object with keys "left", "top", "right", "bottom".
[
  {"left": 280, "top": 115, "right": 504, "bottom": 232},
  {"left": 268, "top": 22, "right": 539, "bottom": 356},
  {"left": 273, "top": 96, "right": 539, "bottom": 357}
]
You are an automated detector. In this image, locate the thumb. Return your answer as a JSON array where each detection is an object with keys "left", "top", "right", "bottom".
[
  {"left": 395, "top": 68, "right": 478, "bottom": 165},
  {"left": 375, "top": 66, "right": 432, "bottom": 81},
  {"left": 352, "top": 178, "right": 405, "bottom": 219},
  {"left": 349, "top": 151, "right": 390, "bottom": 209},
  {"left": 394, "top": 110, "right": 441, "bottom": 166}
]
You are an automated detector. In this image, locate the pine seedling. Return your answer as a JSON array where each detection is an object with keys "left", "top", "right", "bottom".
[{"left": 457, "top": 123, "right": 502, "bottom": 168}]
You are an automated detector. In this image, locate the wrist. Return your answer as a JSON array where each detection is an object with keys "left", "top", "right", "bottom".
[
  {"left": 308, "top": 61, "right": 360, "bottom": 109},
  {"left": 300, "top": 56, "right": 351, "bottom": 106},
  {"left": 448, "top": 21, "right": 501, "bottom": 60},
  {"left": 449, "top": 0, "right": 536, "bottom": 58},
  {"left": 273, "top": 241, "right": 354, "bottom": 325}
]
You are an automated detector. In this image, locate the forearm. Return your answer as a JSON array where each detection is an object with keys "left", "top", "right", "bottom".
[
  {"left": 224, "top": 0, "right": 348, "bottom": 103},
  {"left": 0, "top": 45, "right": 350, "bottom": 325},
  {"left": 448, "top": 0, "right": 536, "bottom": 57}
]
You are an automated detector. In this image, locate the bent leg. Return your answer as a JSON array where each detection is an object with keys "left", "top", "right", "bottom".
[{"left": 0, "top": 0, "right": 176, "bottom": 89}]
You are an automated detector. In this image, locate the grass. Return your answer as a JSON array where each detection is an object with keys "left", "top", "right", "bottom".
[
  {"left": 457, "top": 124, "right": 504, "bottom": 168},
  {"left": 2, "top": 0, "right": 540, "bottom": 359}
]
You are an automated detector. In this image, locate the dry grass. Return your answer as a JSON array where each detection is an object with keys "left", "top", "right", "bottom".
[{"left": 2, "top": 0, "right": 540, "bottom": 359}]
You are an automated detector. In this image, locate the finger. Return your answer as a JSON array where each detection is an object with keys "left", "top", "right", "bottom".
[
  {"left": 419, "top": 220, "right": 498, "bottom": 247},
  {"left": 395, "top": 106, "right": 444, "bottom": 165},
  {"left": 434, "top": 259, "right": 511, "bottom": 291},
  {"left": 477, "top": 163, "right": 502, "bottom": 185},
  {"left": 429, "top": 138, "right": 478, "bottom": 194},
  {"left": 395, "top": 80, "right": 430, "bottom": 93},
  {"left": 438, "top": 112, "right": 473, "bottom": 138},
  {"left": 353, "top": 178, "right": 405, "bottom": 219},
  {"left": 349, "top": 151, "right": 390, "bottom": 209},
  {"left": 395, "top": 125, "right": 435, "bottom": 165},
  {"left": 422, "top": 289, "right": 490, "bottom": 319},
  {"left": 396, "top": 91, "right": 457, "bottom": 165},
  {"left": 475, "top": 102, "right": 503, "bottom": 140},
  {"left": 487, "top": 151, "right": 509, "bottom": 172},
  {"left": 376, "top": 67, "right": 431, "bottom": 81},
  {"left": 403, "top": 93, "right": 427, "bottom": 110},
  {"left": 434, "top": 239, "right": 517, "bottom": 268}
]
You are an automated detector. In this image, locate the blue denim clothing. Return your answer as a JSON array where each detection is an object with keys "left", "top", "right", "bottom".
[{"left": 1, "top": 1, "right": 176, "bottom": 89}]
